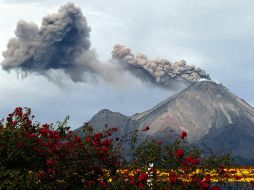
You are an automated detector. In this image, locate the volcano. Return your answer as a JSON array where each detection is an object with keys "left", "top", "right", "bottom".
[{"left": 75, "top": 81, "right": 254, "bottom": 164}]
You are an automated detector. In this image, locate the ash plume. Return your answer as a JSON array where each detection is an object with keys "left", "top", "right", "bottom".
[
  {"left": 1, "top": 3, "right": 109, "bottom": 82},
  {"left": 1, "top": 3, "right": 211, "bottom": 89},
  {"left": 112, "top": 44, "right": 210, "bottom": 87}
]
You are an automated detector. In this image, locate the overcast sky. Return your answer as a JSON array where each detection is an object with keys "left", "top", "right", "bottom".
[{"left": 0, "top": 0, "right": 254, "bottom": 129}]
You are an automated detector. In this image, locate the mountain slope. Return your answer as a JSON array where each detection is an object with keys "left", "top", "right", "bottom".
[
  {"left": 75, "top": 81, "right": 254, "bottom": 162},
  {"left": 131, "top": 81, "right": 254, "bottom": 143}
]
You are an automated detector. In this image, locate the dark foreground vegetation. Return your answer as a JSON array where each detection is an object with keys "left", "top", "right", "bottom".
[{"left": 0, "top": 107, "right": 253, "bottom": 189}]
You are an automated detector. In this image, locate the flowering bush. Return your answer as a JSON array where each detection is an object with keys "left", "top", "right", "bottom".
[
  {"left": 0, "top": 107, "right": 119, "bottom": 189},
  {"left": 0, "top": 107, "right": 253, "bottom": 189}
]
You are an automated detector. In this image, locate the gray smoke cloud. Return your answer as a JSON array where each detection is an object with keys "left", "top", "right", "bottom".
[
  {"left": 1, "top": 3, "right": 111, "bottom": 82},
  {"left": 111, "top": 44, "right": 210, "bottom": 87},
  {"left": 1, "top": 3, "right": 211, "bottom": 89}
]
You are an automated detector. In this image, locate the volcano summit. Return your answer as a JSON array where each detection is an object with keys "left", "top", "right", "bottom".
[{"left": 75, "top": 81, "right": 254, "bottom": 164}]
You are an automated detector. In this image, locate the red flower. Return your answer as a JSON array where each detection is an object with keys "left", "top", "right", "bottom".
[
  {"left": 36, "top": 171, "right": 45, "bottom": 178},
  {"left": 93, "top": 141, "right": 99, "bottom": 147},
  {"left": 15, "top": 107, "right": 23, "bottom": 117},
  {"left": 198, "top": 181, "right": 209, "bottom": 189},
  {"left": 129, "top": 179, "right": 136, "bottom": 185},
  {"left": 211, "top": 186, "right": 221, "bottom": 190},
  {"left": 66, "top": 134, "right": 71, "bottom": 140},
  {"left": 111, "top": 127, "right": 119, "bottom": 132},
  {"left": 47, "top": 168, "right": 55, "bottom": 173},
  {"left": 99, "top": 181, "right": 107, "bottom": 187},
  {"left": 218, "top": 165, "right": 225, "bottom": 175},
  {"left": 74, "top": 135, "right": 81, "bottom": 143},
  {"left": 168, "top": 172, "right": 179, "bottom": 183},
  {"left": 26, "top": 120, "right": 32, "bottom": 126},
  {"left": 138, "top": 173, "right": 148, "bottom": 181},
  {"left": 204, "top": 174, "right": 211, "bottom": 183},
  {"left": 142, "top": 126, "right": 150, "bottom": 131},
  {"left": 86, "top": 180, "right": 95, "bottom": 187},
  {"left": 184, "top": 156, "right": 200, "bottom": 165},
  {"left": 85, "top": 136, "right": 91, "bottom": 143},
  {"left": 28, "top": 133, "right": 37, "bottom": 138},
  {"left": 181, "top": 131, "right": 187, "bottom": 139},
  {"left": 12, "top": 121, "right": 17, "bottom": 125},
  {"left": 46, "top": 159, "right": 55, "bottom": 165},
  {"left": 101, "top": 146, "right": 109, "bottom": 152},
  {"left": 15, "top": 107, "right": 22, "bottom": 112},
  {"left": 42, "top": 124, "right": 49, "bottom": 129},
  {"left": 39, "top": 128, "right": 49, "bottom": 135},
  {"left": 175, "top": 149, "right": 184, "bottom": 157},
  {"left": 138, "top": 183, "right": 145, "bottom": 189},
  {"left": 234, "top": 175, "right": 241, "bottom": 180},
  {"left": 102, "top": 139, "right": 111, "bottom": 146},
  {"left": 8, "top": 113, "right": 13, "bottom": 118},
  {"left": 94, "top": 133, "right": 103, "bottom": 139}
]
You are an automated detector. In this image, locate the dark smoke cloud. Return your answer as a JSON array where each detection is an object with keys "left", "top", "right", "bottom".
[
  {"left": 1, "top": 3, "right": 211, "bottom": 89},
  {"left": 1, "top": 3, "right": 105, "bottom": 82},
  {"left": 111, "top": 44, "right": 211, "bottom": 87}
]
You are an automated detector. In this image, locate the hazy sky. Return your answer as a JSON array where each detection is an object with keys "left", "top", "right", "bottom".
[{"left": 0, "top": 0, "right": 254, "bottom": 128}]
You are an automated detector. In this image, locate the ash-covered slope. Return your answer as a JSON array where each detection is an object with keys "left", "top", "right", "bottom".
[
  {"left": 75, "top": 81, "right": 254, "bottom": 162},
  {"left": 131, "top": 81, "right": 254, "bottom": 162},
  {"left": 132, "top": 81, "right": 254, "bottom": 141}
]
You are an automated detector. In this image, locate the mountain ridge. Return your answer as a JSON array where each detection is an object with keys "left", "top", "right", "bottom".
[{"left": 75, "top": 80, "right": 254, "bottom": 164}]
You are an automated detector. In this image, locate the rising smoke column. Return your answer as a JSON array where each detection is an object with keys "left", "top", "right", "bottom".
[
  {"left": 1, "top": 3, "right": 105, "bottom": 82},
  {"left": 1, "top": 3, "right": 211, "bottom": 89},
  {"left": 112, "top": 44, "right": 210, "bottom": 87}
]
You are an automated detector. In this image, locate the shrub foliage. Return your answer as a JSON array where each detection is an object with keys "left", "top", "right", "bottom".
[{"left": 0, "top": 107, "right": 253, "bottom": 189}]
